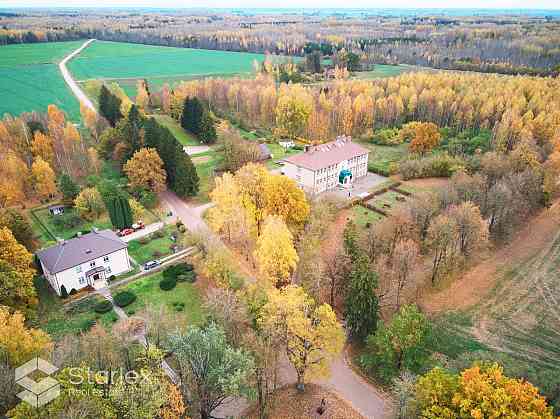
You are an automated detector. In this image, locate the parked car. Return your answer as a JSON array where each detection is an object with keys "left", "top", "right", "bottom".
[
  {"left": 118, "top": 228, "right": 135, "bottom": 237},
  {"left": 143, "top": 260, "right": 160, "bottom": 271},
  {"left": 132, "top": 221, "right": 145, "bottom": 231}
]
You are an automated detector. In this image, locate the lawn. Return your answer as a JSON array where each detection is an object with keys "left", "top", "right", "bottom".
[
  {"left": 30, "top": 206, "right": 113, "bottom": 248},
  {"left": 0, "top": 41, "right": 86, "bottom": 120},
  {"left": 151, "top": 114, "right": 199, "bottom": 146},
  {"left": 352, "top": 64, "right": 411, "bottom": 80},
  {"left": 127, "top": 225, "right": 177, "bottom": 264},
  {"left": 68, "top": 41, "right": 268, "bottom": 83},
  {"left": 117, "top": 272, "right": 206, "bottom": 328},
  {"left": 351, "top": 205, "right": 385, "bottom": 229},
  {"left": 367, "top": 189, "right": 409, "bottom": 212},
  {"left": 356, "top": 141, "right": 408, "bottom": 175},
  {"left": 35, "top": 277, "right": 118, "bottom": 340},
  {"left": 194, "top": 149, "right": 223, "bottom": 202}
]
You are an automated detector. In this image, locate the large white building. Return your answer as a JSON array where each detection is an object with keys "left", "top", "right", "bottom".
[
  {"left": 281, "top": 136, "right": 369, "bottom": 194},
  {"left": 37, "top": 229, "right": 131, "bottom": 296}
]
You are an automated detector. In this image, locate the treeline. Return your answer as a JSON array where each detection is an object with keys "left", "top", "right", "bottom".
[
  {"left": 166, "top": 72, "right": 560, "bottom": 154},
  {"left": 2, "top": 11, "right": 559, "bottom": 74},
  {"left": 98, "top": 87, "right": 199, "bottom": 198}
]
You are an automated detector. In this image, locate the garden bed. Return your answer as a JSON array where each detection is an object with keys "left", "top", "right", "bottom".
[{"left": 127, "top": 225, "right": 178, "bottom": 264}]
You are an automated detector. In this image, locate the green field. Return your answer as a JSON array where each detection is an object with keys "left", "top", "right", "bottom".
[
  {"left": 0, "top": 41, "right": 84, "bottom": 120},
  {"left": 352, "top": 64, "right": 411, "bottom": 80},
  {"left": 151, "top": 114, "right": 199, "bottom": 146},
  {"left": 68, "top": 41, "right": 267, "bottom": 88}
]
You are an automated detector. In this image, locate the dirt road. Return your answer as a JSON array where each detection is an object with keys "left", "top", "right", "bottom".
[{"left": 59, "top": 39, "right": 96, "bottom": 112}]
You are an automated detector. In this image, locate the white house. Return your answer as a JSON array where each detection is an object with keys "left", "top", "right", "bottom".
[
  {"left": 281, "top": 136, "right": 369, "bottom": 194},
  {"left": 37, "top": 229, "right": 131, "bottom": 296}
]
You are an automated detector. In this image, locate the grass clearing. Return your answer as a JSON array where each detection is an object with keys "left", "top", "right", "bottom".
[
  {"left": 127, "top": 225, "right": 177, "bottom": 264},
  {"left": 117, "top": 272, "right": 206, "bottom": 327},
  {"left": 356, "top": 140, "right": 408, "bottom": 175},
  {"left": 30, "top": 206, "right": 113, "bottom": 248},
  {"left": 352, "top": 64, "right": 411, "bottom": 79},
  {"left": 351, "top": 205, "right": 385, "bottom": 228},
  {"left": 368, "top": 189, "right": 409, "bottom": 212},
  {"left": 194, "top": 149, "right": 223, "bottom": 203},
  {"left": 35, "top": 278, "right": 118, "bottom": 340},
  {"left": 151, "top": 114, "right": 200, "bottom": 146}
]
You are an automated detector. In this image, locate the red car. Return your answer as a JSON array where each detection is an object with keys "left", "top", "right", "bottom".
[{"left": 118, "top": 228, "right": 135, "bottom": 237}]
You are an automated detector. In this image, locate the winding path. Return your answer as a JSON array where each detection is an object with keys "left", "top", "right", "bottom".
[
  {"left": 160, "top": 190, "right": 394, "bottom": 418},
  {"left": 59, "top": 39, "right": 96, "bottom": 112}
]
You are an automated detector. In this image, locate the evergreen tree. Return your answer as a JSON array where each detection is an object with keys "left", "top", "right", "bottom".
[
  {"left": 58, "top": 174, "right": 80, "bottom": 205},
  {"left": 199, "top": 113, "right": 217, "bottom": 144},
  {"left": 180, "top": 97, "right": 193, "bottom": 132},
  {"left": 98, "top": 85, "right": 122, "bottom": 127},
  {"left": 120, "top": 105, "right": 144, "bottom": 162},
  {"left": 345, "top": 253, "right": 379, "bottom": 341},
  {"left": 172, "top": 146, "right": 200, "bottom": 197},
  {"left": 98, "top": 182, "right": 133, "bottom": 230},
  {"left": 0, "top": 209, "right": 36, "bottom": 251}
]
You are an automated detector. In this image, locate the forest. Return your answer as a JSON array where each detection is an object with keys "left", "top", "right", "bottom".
[{"left": 1, "top": 10, "right": 560, "bottom": 75}]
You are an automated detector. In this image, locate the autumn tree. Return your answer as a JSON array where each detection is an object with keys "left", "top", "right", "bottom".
[
  {"left": 260, "top": 285, "right": 344, "bottom": 391},
  {"left": 135, "top": 79, "right": 150, "bottom": 110},
  {"left": 254, "top": 215, "right": 299, "bottom": 287},
  {"left": 169, "top": 323, "right": 253, "bottom": 419},
  {"left": 415, "top": 364, "right": 555, "bottom": 418},
  {"left": 74, "top": 187, "right": 105, "bottom": 221},
  {"left": 0, "top": 209, "right": 35, "bottom": 251},
  {"left": 31, "top": 157, "right": 57, "bottom": 200},
  {"left": 275, "top": 92, "right": 311, "bottom": 139},
  {"left": 124, "top": 147, "right": 167, "bottom": 193},
  {"left": 30, "top": 131, "right": 54, "bottom": 166},
  {"left": 390, "top": 239, "right": 419, "bottom": 310},
  {"left": 427, "top": 214, "right": 458, "bottom": 284},
  {"left": 406, "top": 122, "right": 441, "bottom": 155},
  {"left": 0, "top": 227, "right": 37, "bottom": 313},
  {"left": 0, "top": 307, "right": 52, "bottom": 366},
  {"left": 0, "top": 155, "right": 28, "bottom": 208},
  {"left": 363, "top": 305, "right": 430, "bottom": 383},
  {"left": 447, "top": 201, "right": 488, "bottom": 256}
]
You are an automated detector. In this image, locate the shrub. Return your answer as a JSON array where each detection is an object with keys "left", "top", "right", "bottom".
[
  {"left": 52, "top": 212, "right": 83, "bottom": 229},
  {"left": 371, "top": 128, "right": 402, "bottom": 145},
  {"left": 94, "top": 300, "right": 113, "bottom": 313},
  {"left": 152, "top": 229, "right": 165, "bottom": 239},
  {"left": 229, "top": 274, "right": 244, "bottom": 291},
  {"left": 127, "top": 309, "right": 135, "bottom": 316},
  {"left": 152, "top": 250, "right": 163, "bottom": 259},
  {"left": 163, "top": 263, "right": 193, "bottom": 281},
  {"left": 69, "top": 288, "right": 77, "bottom": 295},
  {"left": 113, "top": 291, "right": 137, "bottom": 307},
  {"left": 160, "top": 277, "right": 177, "bottom": 291},
  {"left": 177, "top": 271, "right": 197, "bottom": 283},
  {"left": 138, "top": 237, "right": 149, "bottom": 245},
  {"left": 60, "top": 285, "right": 68, "bottom": 299},
  {"left": 78, "top": 318, "right": 96, "bottom": 332},
  {"left": 399, "top": 153, "right": 465, "bottom": 180},
  {"left": 109, "top": 275, "right": 116, "bottom": 282}
]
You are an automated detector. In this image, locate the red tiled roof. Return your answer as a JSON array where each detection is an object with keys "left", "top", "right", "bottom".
[{"left": 282, "top": 137, "right": 369, "bottom": 171}]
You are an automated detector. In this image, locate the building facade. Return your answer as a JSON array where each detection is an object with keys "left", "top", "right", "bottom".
[
  {"left": 37, "top": 230, "right": 131, "bottom": 296},
  {"left": 281, "top": 136, "right": 369, "bottom": 194}
]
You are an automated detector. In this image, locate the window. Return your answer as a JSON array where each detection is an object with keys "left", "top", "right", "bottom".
[
  {"left": 79, "top": 276, "right": 85, "bottom": 285},
  {"left": 75, "top": 266, "right": 82, "bottom": 273},
  {"left": 103, "top": 256, "right": 110, "bottom": 263},
  {"left": 90, "top": 261, "right": 96, "bottom": 268}
]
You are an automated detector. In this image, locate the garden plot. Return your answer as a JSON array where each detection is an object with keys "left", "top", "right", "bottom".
[{"left": 367, "top": 189, "right": 409, "bottom": 213}]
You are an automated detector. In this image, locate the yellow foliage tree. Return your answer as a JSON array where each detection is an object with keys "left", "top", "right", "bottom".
[
  {"left": 74, "top": 187, "right": 105, "bottom": 221},
  {"left": 129, "top": 198, "right": 146, "bottom": 222},
  {"left": 275, "top": 92, "right": 311, "bottom": 139},
  {"left": 31, "top": 131, "right": 54, "bottom": 166},
  {"left": 0, "top": 307, "right": 52, "bottom": 366},
  {"left": 260, "top": 285, "right": 345, "bottom": 391},
  {"left": 415, "top": 364, "right": 555, "bottom": 419},
  {"left": 0, "top": 154, "right": 28, "bottom": 207},
  {"left": 254, "top": 216, "right": 299, "bottom": 287},
  {"left": 124, "top": 148, "right": 167, "bottom": 193},
  {"left": 263, "top": 174, "right": 310, "bottom": 230},
  {"left": 406, "top": 122, "right": 441, "bottom": 155},
  {"left": 0, "top": 227, "right": 37, "bottom": 312},
  {"left": 31, "top": 157, "right": 57, "bottom": 200}
]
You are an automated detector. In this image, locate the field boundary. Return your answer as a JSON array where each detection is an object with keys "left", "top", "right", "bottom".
[{"left": 29, "top": 203, "right": 58, "bottom": 242}]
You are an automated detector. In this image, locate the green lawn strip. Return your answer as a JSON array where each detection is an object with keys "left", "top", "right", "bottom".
[
  {"left": 369, "top": 190, "right": 409, "bottom": 211},
  {"left": 351, "top": 205, "right": 385, "bottom": 229},
  {"left": 151, "top": 114, "right": 200, "bottom": 146},
  {"left": 127, "top": 225, "right": 177, "bottom": 264},
  {"left": 116, "top": 272, "right": 206, "bottom": 327},
  {"left": 194, "top": 151, "right": 223, "bottom": 203},
  {"left": 351, "top": 64, "right": 410, "bottom": 80},
  {"left": 356, "top": 141, "right": 408, "bottom": 175},
  {"left": 35, "top": 278, "right": 118, "bottom": 340},
  {"left": 32, "top": 206, "right": 112, "bottom": 243}
]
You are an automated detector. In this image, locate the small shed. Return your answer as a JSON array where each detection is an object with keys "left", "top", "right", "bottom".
[
  {"left": 48, "top": 205, "right": 65, "bottom": 216},
  {"left": 258, "top": 144, "right": 272, "bottom": 161}
]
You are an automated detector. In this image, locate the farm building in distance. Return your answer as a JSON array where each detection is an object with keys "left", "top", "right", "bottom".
[
  {"left": 281, "top": 136, "right": 369, "bottom": 194},
  {"left": 36, "top": 229, "right": 131, "bottom": 296}
]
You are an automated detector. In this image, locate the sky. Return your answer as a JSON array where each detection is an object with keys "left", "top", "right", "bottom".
[{"left": 1, "top": 1, "right": 559, "bottom": 10}]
